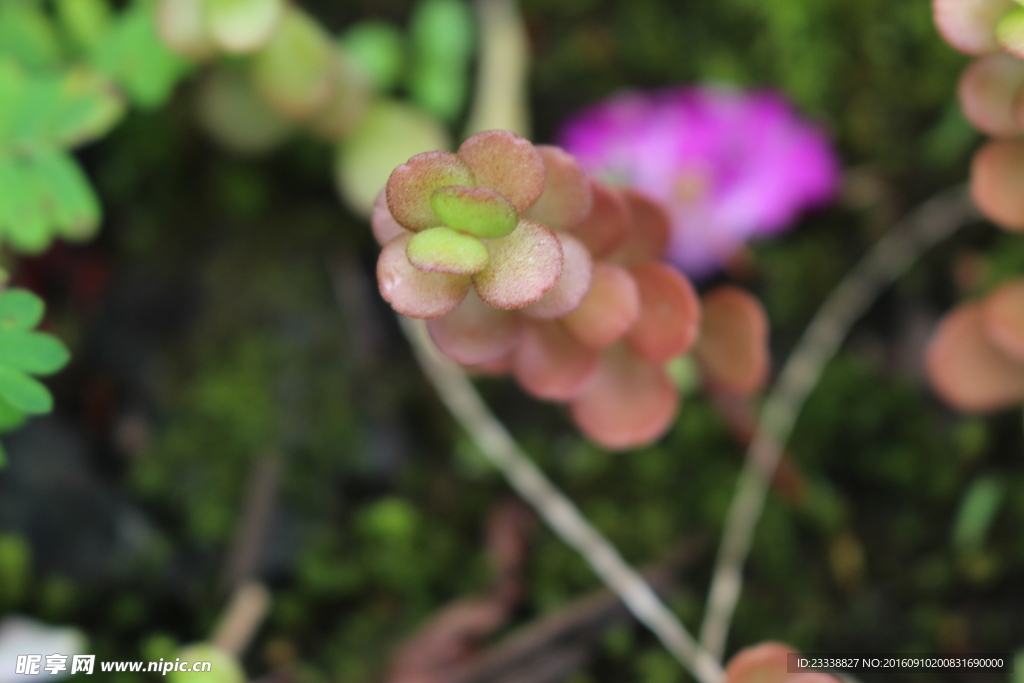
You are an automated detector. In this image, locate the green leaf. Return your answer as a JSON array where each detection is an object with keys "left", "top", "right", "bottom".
[
  {"left": 409, "top": 0, "right": 474, "bottom": 63},
  {"left": 93, "top": 0, "right": 192, "bottom": 109},
  {"left": 0, "top": 331, "right": 70, "bottom": 375},
  {"left": 952, "top": 475, "right": 1006, "bottom": 556},
  {"left": 30, "top": 149, "right": 101, "bottom": 240},
  {"left": 49, "top": 68, "right": 125, "bottom": 148},
  {"left": 0, "top": 365, "right": 53, "bottom": 414},
  {"left": 0, "top": 155, "right": 51, "bottom": 254},
  {"left": 0, "top": 1, "right": 62, "bottom": 71},
  {"left": 0, "top": 289, "right": 45, "bottom": 332},
  {"left": 407, "top": 226, "right": 489, "bottom": 274},
  {"left": 56, "top": 0, "right": 113, "bottom": 53},
  {"left": 0, "top": 60, "right": 29, "bottom": 145},
  {"left": 341, "top": 22, "right": 405, "bottom": 91},
  {"left": 0, "top": 394, "right": 27, "bottom": 432}
]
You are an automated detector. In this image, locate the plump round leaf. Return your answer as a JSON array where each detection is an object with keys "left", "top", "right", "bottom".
[
  {"left": 372, "top": 190, "right": 408, "bottom": 246},
  {"left": 514, "top": 321, "right": 599, "bottom": 400},
  {"left": 569, "top": 345, "right": 678, "bottom": 450},
  {"left": 520, "top": 233, "right": 593, "bottom": 319},
  {"left": 206, "top": 0, "right": 284, "bottom": 54},
  {"left": 959, "top": 53, "right": 1024, "bottom": 136},
  {"left": 473, "top": 219, "right": 564, "bottom": 309},
  {"left": 0, "top": 157, "right": 51, "bottom": 254},
  {"left": 0, "top": 365, "right": 52, "bottom": 414},
  {"left": 626, "top": 264, "right": 701, "bottom": 363},
  {"left": 426, "top": 291, "right": 523, "bottom": 365},
  {"left": 970, "top": 139, "right": 1024, "bottom": 230},
  {"left": 982, "top": 279, "right": 1024, "bottom": 361},
  {"left": 998, "top": 6, "right": 1024, "bottom": 58},
  {"left": 0, "top": 331, "right": 69, "bottom": 375},
  {"left": 573, "top": 180, "right": 630, "bottom": 258},
  {"left": 307, "top": 52, "right": 372, "bottom": 142},
  {"left": 430, "top": 186, "right": 518, "bottom": 238},
  {"left": 336, "top": 100, "right": 450, "bottom": 217},
  {"left": 466, "top": 352, "right": 515, "bottom": 376},
  {"left": 341, "top": 21, "right": 405, "bottom": 91},
  {"left": 609, "top": 189, "right": 671, "bottom": 267},
  {"left": 386, "top": 151, "right": 476, "bottom": 232},
  {"left": 0, "top": 290, "right": 44, "bottom": 332},
  {"left": 933, "top": 0, "right": 1018, "bottom": 54},
  {"left": 197, "top": 65, "right": 292, "bottom": 155},
  {"left": 724, "top": 642, "right": 796, "bottom": 683},
  {"left": 694, "top": 286, "right": 770, "bottom": 396},
  {"left": 377, "top": 233, "right": 470, "bottom": 318},
  {"left": 456, "top": 130, "right": 545, "bottom": 212},
  {"left": 157, "top": 0, "right": 216, "bottom": 59},
  {"left": 523, "top": 146, "right": 593, "bottom": 231},
  {"left": 251, "top": 7, "right": 336, "bottom": 120},
  {"left": 407, "top": 226, "right": 489, "bottom": 274},
  {"left": 561, "top": 263, "right": 640, "bottom": 348},
  {"left": 927, "top": 302, "right": 1024, "bottom": 411},
  {"left": 56, "top": 0, "right": 112, "bottom": 53}
]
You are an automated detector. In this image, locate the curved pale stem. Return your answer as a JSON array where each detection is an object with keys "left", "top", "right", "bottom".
[
  {"left": 464, "top": 0, "right": 532, "bottom": 138},
  {"left": 698, "top": 186, "right": 979, "bottom": 660},
  {"left": 400, "top": 316, "right": 724, "bottom": 683}
]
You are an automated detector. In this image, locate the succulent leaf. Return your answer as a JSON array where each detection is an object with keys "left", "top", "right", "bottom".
[
  {"left": 561, "top": 263, "right": 640, "bottom": 348},
  {"left": 429, "top": 185, "right": 518, "bottom": 239},
  {"left": 520, "top": 233, "right": 593, "bottom": 319},
  {"left": 377, "top": 233, "right": 470, "bottom": 318},
  {"left": 386, "top": 151, "right": 476, "bottom": 232},
  {"left": 456, "top": 130, "right": 546, "bottom": 212},
  {"left": 426, "top": 291, "right": 523, "bottom": 364},
  {"left": 970, "top": 139, "right": 1024, "bottom": 230},
  {"left": 514, "top": 321, "right": 599, "bottom": 400},
  {"left": 472, "top": 219, "right": 563, "bottom": 309},
  {"left": 407, "top": 226, "right": 489, "bottom": 275},
  {"left": 523, "top": 145, "right": 593, "bottom": 231},
  {"left": 626, "top": 264, "right": 702, "bottom": 363},
  {"left": 694, "top": 286, "right": 770, "bottom": 396}
]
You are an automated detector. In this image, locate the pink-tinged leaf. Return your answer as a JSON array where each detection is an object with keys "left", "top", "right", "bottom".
[
  {"left": 430, "top": 186, "right": 519, "bottom": 239},
  {"left": 573, "top": 180, "right": 630, "bottom": 258},
  {"left": 426, "top": 291, "right": 523, "bottom": 365},
  {"left": 982, "top": 279, "right": 1024, "bottom": 361},
  {"left": 958, "top": 53, "right": 1024, "bottom": 136},
  {"left": 307, "top": 53, "right": 372, "bottom": 141},
  {"left": 473, "top": 220, "right": 564, "bottom": 309},
  {"left": 562, "top": 263, "right": 640, "bottom": 348},
  {"left": 377, "top": 233, "right": 470, "bottom": 318},
  {"left": 466, "top": 352, "right": 515, "bottom": 376},
  {"left": 157, "top": 0, "right": 216, "bottom": 59},
  {"left": 520, "top": 233, "right": 593, "bottom": 319},
  {"left": 998, "top": 7, "right": 1024, "bottom": 58},
  {"left": 457, "top": 130, "right": 546, "bottom": 212},
  {"left": 626, "top": 264, "right": 702, "bottom": 363},
  {"left": 695, "top": 286, "right": 770, "bottom": 396},
  {"left": 386, "top": 151, "right": 476, "bottom": 232},
  {"left": 372, "top": 190, "right": 408, "bottom": 246},
  {"left": 609, "top": 189, "right": 672, "bottom": 267},
  {"left": 407, "top": 227, "right": 490, "bottom": 275},
  {"left": 514, "top": 321, "right": 600, "bottom": 400},
  {"left": 926, "top": 302, "right": 1024, "bottom": 412},
  {"left": 970, "top": 139, "right": 1024, "bottom": 231},
  {"left": 724, "top": 642, "right": 797, "bottom": 683},
  {"left": 789, "top": 676, "right": 841, "bottom": 683},
  {"left": 933, "top": 0, "right": 1018, "bottom": 55},
  {"left": 569, "top": 346, "right": 679, "bottom": 450},
  {"left": 523, "top": 146, "right": 593, "bottom": 231}
]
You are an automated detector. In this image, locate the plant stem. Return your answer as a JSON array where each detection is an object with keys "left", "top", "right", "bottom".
[
  {"left": 464, "top": 0, "right": 531, "bottom": 138},
  {"left": 399, "top": 316, "right": 724, "bottom": 683},
  {"left": 698, "top": 186, "right": 978, "bottom": 660}
]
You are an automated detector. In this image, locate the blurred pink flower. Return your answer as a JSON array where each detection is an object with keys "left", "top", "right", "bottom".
[{"left": 559, "top": 86, "right": 840, "bottom": 278}]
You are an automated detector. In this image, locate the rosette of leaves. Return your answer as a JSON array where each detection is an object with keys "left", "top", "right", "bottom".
[
  {"left": 375, "top": 135, "right": 773, "bottom": 449},
  {"left": 0, "top": 288, "right": 70, "bottom": 467},
  {"left": 376, "top": 130, "right": 574, "bottom": 317}
]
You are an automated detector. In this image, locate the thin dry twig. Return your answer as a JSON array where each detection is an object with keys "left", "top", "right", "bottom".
[
  {"left": 399, "top": 316, "right": 724, "bottom": 683},
  {"left": 698, "top": 186, "right": 979, "bottom": 660}
]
